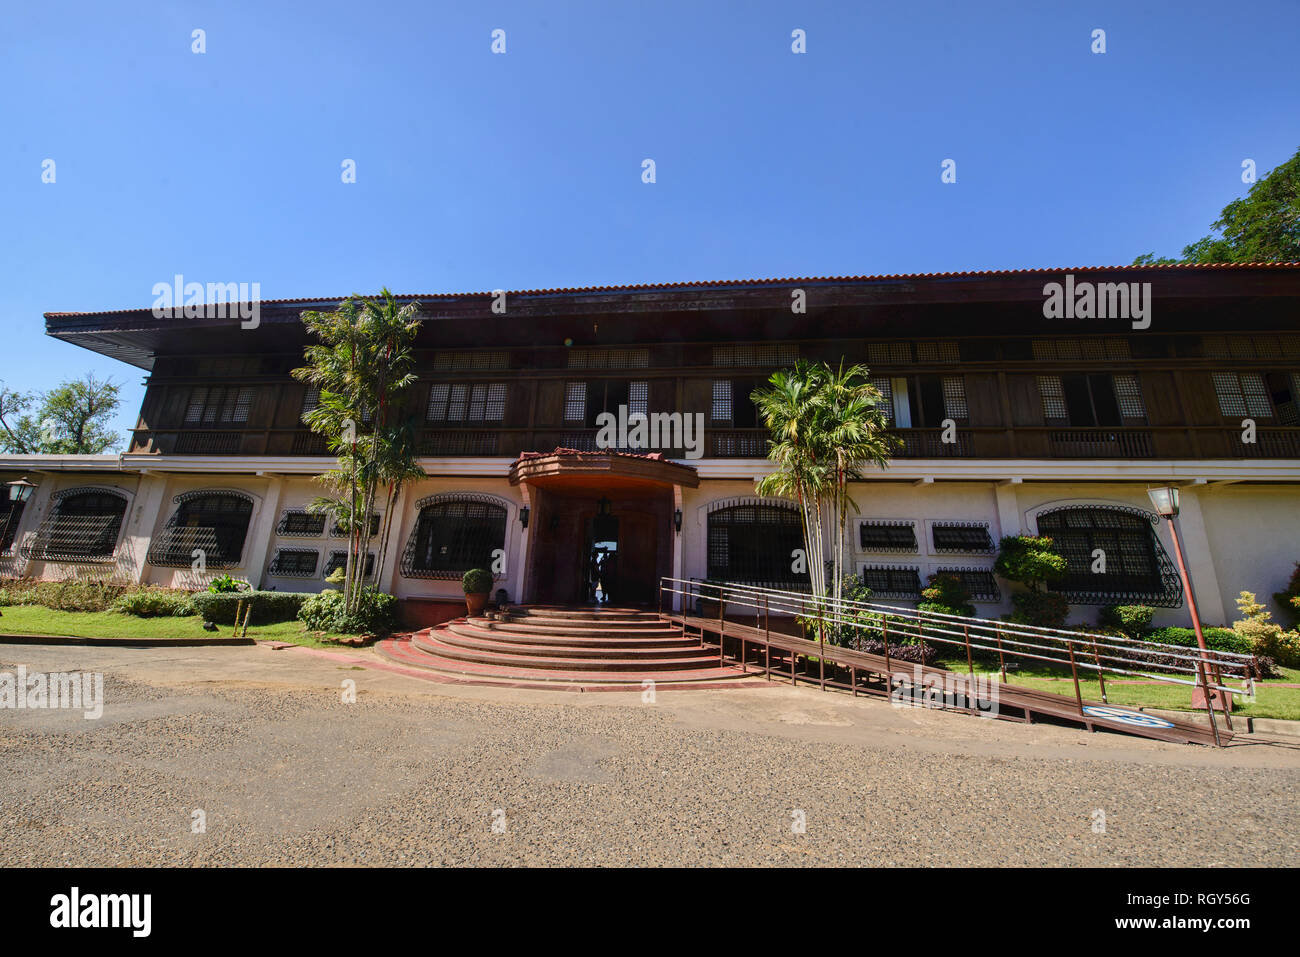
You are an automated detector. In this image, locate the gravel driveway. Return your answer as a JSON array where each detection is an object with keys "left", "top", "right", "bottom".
[{"left": 2, "top": 642, "right": 1297, "bottom": 866}]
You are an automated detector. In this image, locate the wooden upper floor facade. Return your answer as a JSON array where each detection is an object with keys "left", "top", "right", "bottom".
[{"left": 44, "top": 264, "right": 1300, "bottom": 462}]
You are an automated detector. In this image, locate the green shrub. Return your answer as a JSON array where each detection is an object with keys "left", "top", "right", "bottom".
[
  {"left": 461, "top": 568, "right": 493, "bottom": 594},
  {"left": 112, "top": 588, "right": 197, "bottom": 617},
  {"left": 208, "top": 574, "right": 251, "bottom": 594},
  {"left": 994, "top": 535, "right": 1067, "bottom": 590},
  {"left": 297, "top": 588, "right": 400, "bottom": 635},
  {"left": 1272, "top": 563, "right": 1300, "bottom": 626},
  {"left": 1009, "top": 590, "right": 1070, "bottom": 629},
  {"left": 191, "top": 589, "right": 312, "bottom": 625},
  {"left": 918, "top": 572, "right": 975, "bottom": 618},
  {"left": 0, "top": 578, "right": 126, "bottom": 612},
  {"left": 1098, "top": 604, "right": 1156, "bottom": 638},
  {"left": 1142, "top": 626, "right": 1253, "bottom": 656}
]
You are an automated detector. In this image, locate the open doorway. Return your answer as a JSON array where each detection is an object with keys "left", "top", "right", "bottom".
[{"left": 585, "top": 499, "right": 619, "bottom": 604}]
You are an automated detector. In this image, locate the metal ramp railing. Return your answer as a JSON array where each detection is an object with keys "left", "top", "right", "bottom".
[{"left": 658, "top": 577, "right": 1257, "bottom": 747}]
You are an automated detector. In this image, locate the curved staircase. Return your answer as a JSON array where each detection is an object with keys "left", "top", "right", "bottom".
[{"left": 377, "top": 606, "right": 762, "bottom": 690}]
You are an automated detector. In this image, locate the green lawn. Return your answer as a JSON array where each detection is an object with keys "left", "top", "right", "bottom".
[
  {"left": 0, "top": 605, "right": 350, "bottom": 649},
  {"left": 935, "top": 657, "right": 1300, "bottom": 722}
]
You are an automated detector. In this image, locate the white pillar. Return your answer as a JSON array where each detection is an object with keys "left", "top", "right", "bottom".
[
  {"left": 671, "top": 484, "right": 684, "bottom": 611},
  {"left": 122, "top": 473, "right": 169, "bottom": 585},
  {"left": 245, "top": 477, "right": 283, "bottom": 589},
  {"left": 994, "top": 480, "right": 1023, "bottom": 539},
  {"left": 377, "top": 483, "right": 409, "bottom": 595},
  {"left": 1170, "top": 486, "right": 1227, "bottom": 626}
]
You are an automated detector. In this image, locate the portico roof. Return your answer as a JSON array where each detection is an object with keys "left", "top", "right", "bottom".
[{"left": 508, "top": 449, "right": 700, "bottom": 490}]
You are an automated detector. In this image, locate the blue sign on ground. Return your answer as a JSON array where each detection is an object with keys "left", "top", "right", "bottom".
[{"left": 1082, "top": 705, "right": 1175, "bottom": 729}]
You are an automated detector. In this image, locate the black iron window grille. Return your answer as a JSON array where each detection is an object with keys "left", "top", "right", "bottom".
[
  {"left": 935, "top": 566, "right": 1001, "bottom": 602},
  {"left": 268, "top": 548, "right": 319, "bottom": 578},
  {"left": 860, "top": 565, "right": 922, "bottom": 599},
  {"left": 325, "top": 550, "right": 375, "bottom": 578},
  {"left": 859, "top": 521, "right": 917, "bottom": 552},
  {"left": 401, "top": 498, "right": 507, "bottom": 580},
  {"left": 931, "top": 522, "right": 994, "bottom": 553},
  {"left": 0, "top": 499, "right": 26, "bottom": 551},
  {"left": 706, "top": 503, "right": 808, "bottom": 588},
  {"left": 21, "top": 490, "right": 127, "bottom": 563},
  {"left": 330, "top": 514, "right": 380, "bottom": 537},
  {"left": 146, "top": 492, "right": 253, "bottom": 568},
  {"left": 277, "top": 510, "right": 327, "bottom": 537},
  {"left": 1036, "top": 505, "right": 1182, "bottom": 607}
]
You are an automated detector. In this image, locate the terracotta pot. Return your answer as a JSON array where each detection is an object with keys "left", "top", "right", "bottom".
[{"left": 465, "top": 592, "right": 489, "bottom": 616}]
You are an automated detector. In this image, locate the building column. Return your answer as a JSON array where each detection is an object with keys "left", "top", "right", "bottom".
[
  {"left": 994, "top": 479, "right": 1023, "bottom": 539},
  {"left": 514, "top": 483, "right": 533, "bottom": 604},
  {"left": 671, "top": 484, "right": 684, "bottom": 611},
  {"left": 1169, "top": 486, "right": 1227, "bottom": 626},
  {"left": 5, "top": 473, "right": 56, "bottom": 579},
  {"left": 377, "top": 483, "right": 409, "bottom": 595},
  {"left": 122, "top": 473, "right": 169, "bottom": 585},
  {"left": 245, "top": 477, "right": 283, "bottom": 589}
]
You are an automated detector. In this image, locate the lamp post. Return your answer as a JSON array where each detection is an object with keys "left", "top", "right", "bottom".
[
  {"left": 1, "top": 476, "right": 38, "bottom": 554},
  {"left": 1146, "top": 485, "right": 1230, "bottom": 732}
]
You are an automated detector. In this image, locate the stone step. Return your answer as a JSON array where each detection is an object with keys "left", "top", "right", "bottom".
[
  {"left": 411, "top": 632, "right": 723, "bottom": 673},
  {"left": 433, "top": 628, "right": 716, "bottom": 662},
  {"left": 481, "top": 619, "right": 679, "bottom": 637},
  {"left": 445, "top": 621, "right": 700, "bottom": 651},
  {"left": 378, "top": 637, "right": 757, "bottom": 688},
  {"left": 506, "top": 606, "right": 662, "bottom": 622}
]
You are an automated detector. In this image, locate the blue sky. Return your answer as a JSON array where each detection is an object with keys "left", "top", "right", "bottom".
[{"left": 2, "top": 0, "right": 1297, "bottom": 444}]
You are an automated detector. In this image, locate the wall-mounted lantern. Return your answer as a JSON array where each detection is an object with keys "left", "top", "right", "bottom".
[
  {"left": 519, "top": 505, "right": 530, "bottom": 529},
  {"left": 673, "top": 508, "right": 683, "bottom": 534}
]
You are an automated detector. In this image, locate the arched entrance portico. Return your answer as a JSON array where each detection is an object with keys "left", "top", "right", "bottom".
[{"left": 508, "top": 450, "right": 698, "bottom": 606}]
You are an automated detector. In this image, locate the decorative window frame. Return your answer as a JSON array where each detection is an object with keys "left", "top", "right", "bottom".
[
  {"left": 147, "top": 488, "right": 258, "bottom": 569},
  {"left": 929, "top": 520, "right": 995, "bottom": 554},
  {"left": 276, "top": 508, "right": 328, "bottom": 538},
  {"left": 268, "top": 547, "right": 320, "bottom": 579},
  {"left": 399, "top": 492, "right": 514, "bottom": 581},
  {"left": 934, "top": 565, "right": 1002, "bottom": 603},
  {"left": 857, "top": 519, "right": 919, "bottom": 553},
  {"left": 1028, "top": 501, "right": 1182, "bottom": 607},
  {"left": 859, "top": 563, "right": 923, "bottom": 600},
  {"left": 20, "top": 485, "right": 132, "bottom": 564}
]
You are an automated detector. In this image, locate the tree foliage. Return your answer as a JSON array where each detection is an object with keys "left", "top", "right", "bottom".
[
  {"left": 1134, "top": 147, "right": 1300, "bottom": 264},
  {"left": 0, "top": 373, "right": 122, "bottom": 454},
  {"left": 752, "top": 360, "right": 897, "bottom": 611},
  {"left": 292, "top": 290, "right": 424, "bottom": 618}
]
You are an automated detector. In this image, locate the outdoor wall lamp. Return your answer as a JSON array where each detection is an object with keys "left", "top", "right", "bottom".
[
  {"left": 673, "top": 508, "right": 682, "bottom": 534},
  {"left": 1146, "top": 485, "right": 1179, "bottom": 517},
  {"left": 6, "top": 477, "right": 37, "bottom": 504},
  {"left": 519, "top": 505, "right": 530, "bottom": 529}
]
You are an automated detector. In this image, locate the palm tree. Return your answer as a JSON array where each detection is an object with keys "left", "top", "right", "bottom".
[
  {"left": 810, "top": 361, "right": 896, "bottom": 606},
  {"left": 752, "top": 360, "right": 897, "bottom": 609},
  {"left": 293, "top": 290, "right": 421, "bottom": 615}
]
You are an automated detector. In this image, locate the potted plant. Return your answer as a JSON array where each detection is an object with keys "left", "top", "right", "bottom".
[{"left": 462, "top": 568, "right": 493, "bottom": 617}]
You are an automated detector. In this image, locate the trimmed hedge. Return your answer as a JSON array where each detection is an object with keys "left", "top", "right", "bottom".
[
  {"left": 1142, "top": 625, "right": 1253, "bottom": 656},
  {"left": 190, "top": 590, "right": 313, "bottom": 625},
  {"left": 1098, "top": 604, "right": 1156, "bottom": 638}
]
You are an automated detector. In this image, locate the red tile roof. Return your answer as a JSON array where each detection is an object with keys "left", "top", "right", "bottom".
[{"left": 42, "top": 261, "right": 1300, "bottom": 318}]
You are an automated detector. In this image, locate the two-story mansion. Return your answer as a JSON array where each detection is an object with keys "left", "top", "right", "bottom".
[{"left": 3, "top": 263, "right": 1298, "bottom": 628}]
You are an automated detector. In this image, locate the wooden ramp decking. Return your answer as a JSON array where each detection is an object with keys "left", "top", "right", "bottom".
[{"left": 665, "top": 612, "right": 1228, "bottom": 747}]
